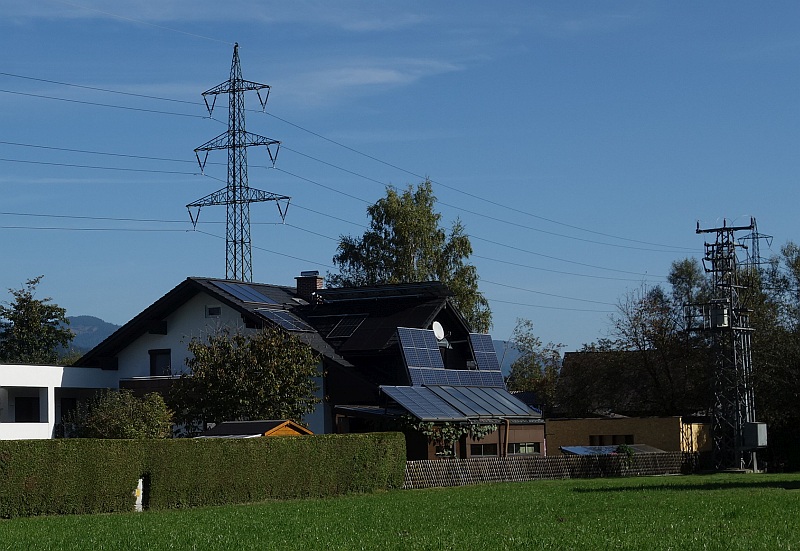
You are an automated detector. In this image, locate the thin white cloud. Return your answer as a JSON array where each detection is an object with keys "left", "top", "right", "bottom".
[
  {"left": 273, "top": 57, "right": 462, "bottom": 108},
  {"left": 5, "top": 0, "right": 429, "bottom": 32}
]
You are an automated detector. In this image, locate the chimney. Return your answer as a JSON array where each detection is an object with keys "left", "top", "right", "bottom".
[{"left": 295, "top": 270, "right": 324, "bottom": 303}]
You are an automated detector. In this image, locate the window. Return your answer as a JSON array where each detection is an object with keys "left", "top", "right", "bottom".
[
  {"left": 508, "top": 442, "right": 541, "bottom": 455},
  {"left": 470, "top": 443, "right": 498, "bottom": 457},
  {"left": 149, "top": 349, "right": 171, "bottom": 376},
  {"left": 15, "top": 396, "right": 41, "bottom": 423},
  {"left": 205, "top": 305, "right": 222, "bottom": 318}
]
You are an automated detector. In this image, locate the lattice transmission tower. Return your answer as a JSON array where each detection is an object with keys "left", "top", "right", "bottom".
[
  {"left": 693, "top": 218, "right": 764, "bottom": 470},
  {"left": 188, "top": 43, "right": 290, "bottom": 282}
]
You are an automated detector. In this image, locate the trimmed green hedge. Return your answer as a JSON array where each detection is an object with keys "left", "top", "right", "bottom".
[
  {"left": 0, "top": 432, "right": 405, "bottom": 518},
  {"left": 0, "top": 439, "right": 144, "bottom": 518}
]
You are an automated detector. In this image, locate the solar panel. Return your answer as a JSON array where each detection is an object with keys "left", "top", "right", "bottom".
[
  {"left": 256, "top": 309, "right": 314, "bottom": 332},
  {"left": 427, "top": 385, "right": 539, "bottom": 419},
  {"left": 384, "top": 384, "right": 540, "bottom": 421},
  {"left": 469, "top": 333, "right": 501, "bottom": 371},
  {"left": 398, "top": 328, "right": 507, "bottom": 388},
  {"left": 211, "top": 281, "right": 278, "bottom": 305},
  {"left": 397, "top": 327, "right": 444, "bottom": 370},
  {"left": 380, "top": 386, "right": 467, "bottom": 422},
  {"left": 327, "top": 315, "right": 366, "bottom": 338}
]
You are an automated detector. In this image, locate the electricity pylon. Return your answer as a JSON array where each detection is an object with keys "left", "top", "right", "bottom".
[
  {"left": 188, "top": 42, "right": 290, "bottom": 282},
  {"left": 695, "top": 218, "right": 758, "bottom": 470}
]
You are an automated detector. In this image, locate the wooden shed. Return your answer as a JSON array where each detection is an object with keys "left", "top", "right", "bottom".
[{"left": 199, "top": 420, "right": 313, "bottom": 438}]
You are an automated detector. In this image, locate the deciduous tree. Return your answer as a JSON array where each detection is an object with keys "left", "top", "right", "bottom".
[
  {"left": 169, "top": 326, "right": 320, "bottom": 434},
  {"left": 0, "top": 276, "right": 73, "bottom": 364},
  {"left": 329, "top": 181, "right": 491, "bottom": 333},
  {"left": 505, "top": 318, "right": 564, "bottom": 416}
]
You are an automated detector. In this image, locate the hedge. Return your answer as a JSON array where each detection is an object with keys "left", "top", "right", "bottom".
[{"left": 0, "top": 432, "right": 406, "bottom": 518}]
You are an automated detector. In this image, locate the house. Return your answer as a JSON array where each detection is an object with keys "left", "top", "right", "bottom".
[
  {"left": 545, "top": 416, "right": 711, "bottom": 456},
  {"left": 71, "top": 273, "right": 543, "bottom": 459},
  {"left": 0, "top": 363, "right": 119, "bottom": 439}
]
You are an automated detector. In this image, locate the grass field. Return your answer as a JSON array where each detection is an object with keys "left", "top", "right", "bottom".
[{"left": 2, "top": 473, "right": 799, "bottom": 550}]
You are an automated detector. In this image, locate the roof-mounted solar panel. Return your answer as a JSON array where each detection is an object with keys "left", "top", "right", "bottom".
[
  {"left": 255, "top": 309, "right": 314, "bottom": 332},
  {"left": 469, "top": 333, "right": 501, "bottom": 372},
  {"left": 397, "top": 327, "right": 444, "bottom": 370},
  {"left": 211, "top": 281, "right": 278, "bottom": 305},
  {"left": 398, "top": 328, "right": 506, "bottom": 388},
  {"left": 380, "top": 385, "right": 467, "bottom": 422},
  {"left": 327, "top": 315, "right": 367, "bottom": 339}
]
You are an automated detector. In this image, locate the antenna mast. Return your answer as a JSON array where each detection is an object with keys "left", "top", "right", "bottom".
[{"left": 188, "top": 43, "right": 290, "bottom": 282}]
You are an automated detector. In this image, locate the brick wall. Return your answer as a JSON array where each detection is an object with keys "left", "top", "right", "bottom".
[{"left": 545, "top": 417, "right": 687, "bottom": 454}]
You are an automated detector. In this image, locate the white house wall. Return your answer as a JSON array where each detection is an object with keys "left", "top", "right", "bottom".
[
  {"left": 112, "top": 292, "right": 329, "bottom": 433},
  {"left": 116, "top": 292, "right": 249, "bottom": 379},
  {"left": 0, "top": 364, "right": 120, "bottom": 440}
]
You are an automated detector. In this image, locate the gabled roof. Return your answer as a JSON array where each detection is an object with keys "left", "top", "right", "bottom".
[
  {"left": 299, "top": 281, "right": 469, "bottom": 354},
  {"left": 74, "top": 277, "right": 348, "bottom": 369}
]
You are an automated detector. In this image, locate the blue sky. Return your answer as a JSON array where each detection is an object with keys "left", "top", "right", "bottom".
[{"left": 1, "top": 1, "right": 798, "bottom": 350}]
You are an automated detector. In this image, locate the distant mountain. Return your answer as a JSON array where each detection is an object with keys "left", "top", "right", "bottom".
[{"left": 66, "top": 315, "right": 121, "bottom": 353}]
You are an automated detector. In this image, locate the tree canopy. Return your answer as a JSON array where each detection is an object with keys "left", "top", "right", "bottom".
[
  {"left": 329, "top": 181, "right": 491, "bottom": 333},
  {"left": 63, "top": 389, "right": 173, "bottom": 439},
  {"left": 505, "top": 318, "right": 564, "bottom": 417},
  {"left": 558, "top": 260, "right": 713, "bottom": 417},
  {"left": 169, "top": 326, "right": 320, "bottom": 435},
  {"left": 0, "top": 276, "right": 74, "bottom": 365}
]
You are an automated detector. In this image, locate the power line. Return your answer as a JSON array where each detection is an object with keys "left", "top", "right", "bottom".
[
  {"left": 486, "top": 296, "right": 615, "bottom": 313},
  {"left": 0, "top": 157, "right": 197, "bottom": 175},
  {"left": 0, "top": 71, "right": 200, "bottom": 106},
  {"left": 470, "top": 235, "right": 665, "bottom": 277},
  {"left": 192, "top": 229, "right": 335, "bottom": 269},
  {"left": 0, "top": 225, "right": 188, "bottom": 233},
  {"left": 0, "top": 135, "right": 693, "bottom": 262},
  {"left": 482, "top": 279, "right": 617, "bottom": 306},
  {"left": 0, "top": 140, "right": 681, "bottom": 279},
  {"left": 473, "top": 254, "right": 658, "bottom": 282},
  {"left": 0, "top": 88, "right": 209, "bottom": 120},
  {"left": 258, "top": 110, "right": 692, "bottom": 252},
  {"left": 0, "top": 69, "right": 692, "bottom": 252}
]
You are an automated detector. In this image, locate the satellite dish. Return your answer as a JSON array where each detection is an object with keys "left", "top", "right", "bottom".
[{"left": 432, "top": 321, "right": 445, "bottom": 340}]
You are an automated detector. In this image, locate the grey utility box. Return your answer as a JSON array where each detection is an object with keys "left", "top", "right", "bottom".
[{"left": 742, "top": 422, "right": 768, "bottom": 450}]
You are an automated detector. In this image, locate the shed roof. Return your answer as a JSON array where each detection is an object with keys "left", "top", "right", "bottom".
[{"left": 199, "top": 420, "right": 313, "bottom": 437}]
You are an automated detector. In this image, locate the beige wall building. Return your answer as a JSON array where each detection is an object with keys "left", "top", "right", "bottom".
[{"left": 545, "top": 417, "right": 711, "bottom": 455}]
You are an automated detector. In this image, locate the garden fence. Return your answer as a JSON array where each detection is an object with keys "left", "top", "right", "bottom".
[{"left": 403, "top": 452, "right": 693, "bottom": 489}]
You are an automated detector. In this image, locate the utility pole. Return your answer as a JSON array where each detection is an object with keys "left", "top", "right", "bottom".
[
  {"left": 188, "top": 43, "right": 290, "bottom": 282},
  {"left": 693, "top": 218, "right": 765, "bottom": 470}
]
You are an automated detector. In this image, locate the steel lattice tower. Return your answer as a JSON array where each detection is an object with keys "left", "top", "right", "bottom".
[
  {"left": 188, "top": 43, "right": 290, "bottom": 282},
  {"left": 696, "top": 219, "right": 757, "bottom": 470}
]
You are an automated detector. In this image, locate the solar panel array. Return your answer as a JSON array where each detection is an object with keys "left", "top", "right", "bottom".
[
  {"left": 381, "top": 384, "right": 537, "bottom": 421},
  {"left": 255, "top": 309, "right": 314, "bottom": 332},
  {"left": 407, "top": 367, "right": 504, "bottom": 387},
  {"left": 398, "top": 327, "right": 505, "bottom": 388},
  {"left": 380, "top": 385, "right": 467, "bottom": 421},
  {"left": 211, "top": 281, "right": 278, "bottom": 305}
]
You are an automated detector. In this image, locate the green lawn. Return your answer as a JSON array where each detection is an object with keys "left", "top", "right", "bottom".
[{"left": 2, "top": 473, "right": 799, "bottom": 550}]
